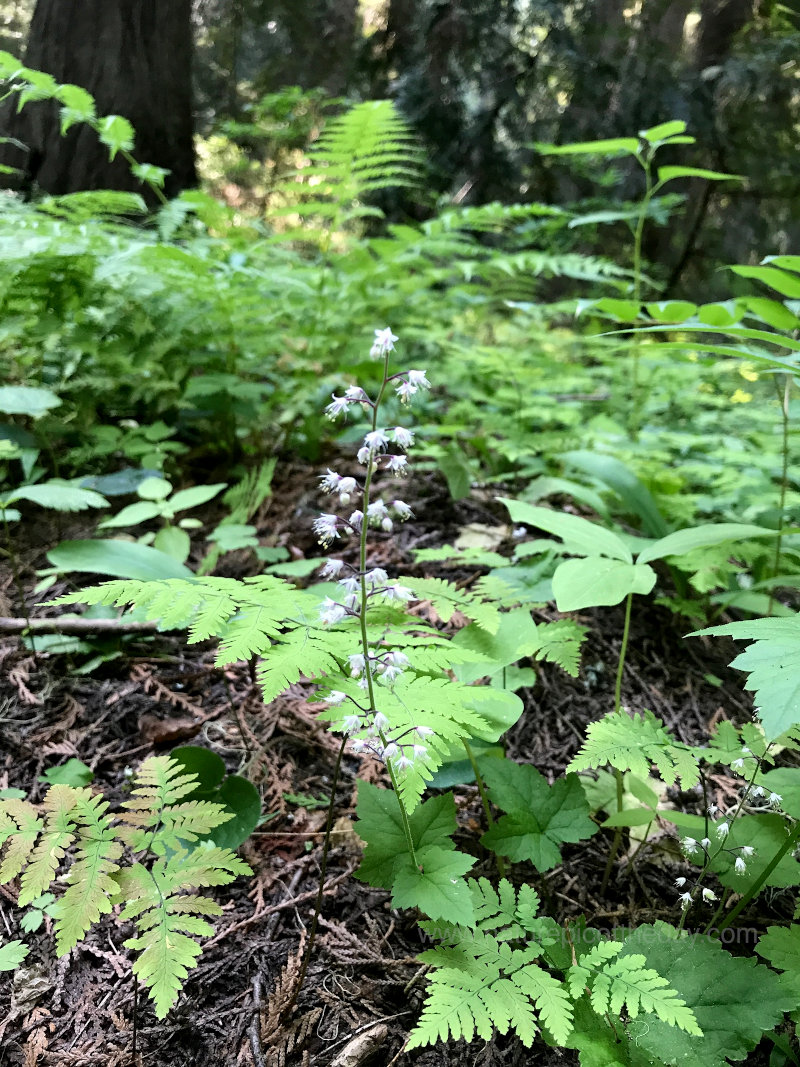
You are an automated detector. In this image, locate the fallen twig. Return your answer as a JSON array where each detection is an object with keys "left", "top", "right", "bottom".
[{"left": 0, "top": 616, "right": 159, "bottom": 635}]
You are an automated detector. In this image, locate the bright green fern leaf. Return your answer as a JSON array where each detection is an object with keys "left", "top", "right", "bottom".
[
  {"left": 402, "top": 575, "right": 500, "bottom": 633},
  {"left": 567, "top": 708, "right": 699, "bottom": 787},
  {"left": 18, "top": 785, "right": 77, "bottom": 906}
]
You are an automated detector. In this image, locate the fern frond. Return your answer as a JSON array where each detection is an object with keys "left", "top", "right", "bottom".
[
  {"left": 0, "top": 798, "right": 43, "bottom": 883},
  {"left": 534, "top": 619, "right": 587, "bottom": 677},
  {"left": 118, "top": 845, "right": 252, "bottom": 1018},
  {"left": 119, "top": 757, "right": 231, "bottom": 851},
  {"left": 408, "top": 878, "right": 572, "bottom": 1050},
  {"left": 402, "top": 576, "right": 500, "bottom": 633},
  {"left": 570, "top": 948, "right": 701, "bottom": 1035},
  {"left": 255, "top": 627, "right": 353, "bottom": 703},
  {"left": 567, "top": 708, "right": 699, "bottom": 788},
  {"left": 54, "top": 790, "right": 122, "bottom": 954},
  {"left": 19, "top": 785, "right": 77, "bottom": 906}
]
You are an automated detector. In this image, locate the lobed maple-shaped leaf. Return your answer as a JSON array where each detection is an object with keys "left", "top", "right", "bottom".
[{"left": 479, "top": 760, "right": 596, "bottom": 870}]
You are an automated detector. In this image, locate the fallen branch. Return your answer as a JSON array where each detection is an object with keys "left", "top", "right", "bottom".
[{"left": 0, "top": 616, "right": 159, "bottom": 635}]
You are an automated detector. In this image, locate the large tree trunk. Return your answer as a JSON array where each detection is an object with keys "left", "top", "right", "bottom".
[{"left": 3, "top": 0, "right": 196, "bottom": 200}]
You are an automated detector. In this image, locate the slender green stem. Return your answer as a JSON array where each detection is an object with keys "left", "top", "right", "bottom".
[
  {"left": 628, "top": 157, "right": 653, "bottom": 437},
  {"left": 768, "top": 374, "right": 791, "bottom": 615},
  {"left": 613, "top": 592, "right": 633, "bottom": 715},
  {"left": 462, "top": 739, "right": 505, "bottom": 877},
  {"left": 355, "top": 351, "right": 418, "bottom": 868},
  {"left": 601, "top": 592, "right": 634, "bottom": 891},
  {"left": 714, "top": 819, "right": 800, "bottom": 935}
]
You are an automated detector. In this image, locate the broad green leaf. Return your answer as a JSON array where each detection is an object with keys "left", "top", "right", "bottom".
[
  {"left": 693, "top": 616, "right": 800, "bottom": 741},
  {"left": 466, "top": 688, "right": 525, "bottom": 742},
  {"left": 741, "top": 296, "right": 800, "bottom": 330},
  {"left": 8, "top": 484, "right": 108, "bottom": 512},
  {"left": 452, "top": 609, "right": 540, "bottom": 684},
  {"left": 552, "top": 557, "right": 655, "bottom": 611},
  {"left": 47, "top": 540, "right": 193, "bottom": 580},
  {"left": 38, "top": 759, "right": 93, "bottom": 788},
  {"left": 711, "top": 814, "right": 800, "bottom": 890},
  {"left": 731, "top": 265, "right": 800, "bottom": 298},
  {"left": 499, "top": 499, "right": 631, "bottom": 562},
  {"left": 154, "top": 526, "right": 191, "bottom": 563},
  {"left": 657, "top": 165, "right": 743, "bottom": 185},
  {"left": 480, "top": 762, "right": 596, "bottom": 870},
  {"left": 622, "top": 923, "right": 795, "bottom": 1067},
  {"left": 207, "top": 776, "right": 260, "bottom": 850},
  {"left": 391, "top": 845, "right": 475, "bottom": 924},
  {"left": 99, "top": 500, "right": 163, "bottom": 527},
  {"left": 562, "top": 451, "right": 669, "bottom": 538},
  {"left": 591, "top": 297, "right": 641, "bottom": 321},
  {"left": 137, "top": 477, "right": 172, "bottom": 501},
  {"left": 0, "top": 940, "right": 29, "bottom": 971},
  {"left": 97, "top": 114, "right": 134, "bottom": 159},
  {"left": 0, "top": 386, "right": 61, "bottom": 417},
  {"left": 644, "top": 300, "right": 697, "bottom": 323},
  {"left": 535, "top": 137, "right": 640, "bottom": 156},
  {"left": 641, "top": 120, "right": 687, "bottom": 142},
  {"left": 168, "top": 483, "right": 227, "bottom": 513},
  {"left": 757, "top": 924, "right": 800, "bottom": 976},
  {"left": 354, "top": 783, "right": 460, "bottom": 890},
  {"left": 637, "top": 522, "right": 776, "bottom": 565},
  {"left": 756, "top": 768, "right": 800, "bottom": 819}
]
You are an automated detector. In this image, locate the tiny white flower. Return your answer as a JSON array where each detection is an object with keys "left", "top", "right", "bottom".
[
  {"left": 385, "top": 454, "right": 408, "bottom": 475},
  {"left": 325, "top": 395, "right": 350, "bottom": 420},
  {"left": 415, "top": 726, "right": 433, "bottom": 738},
  {"left": 752, "top": 786, "right": 764, "bottom": 798},
  {"left": 382, "top": 584, "right": 414, "bottom": 602},
  {"left": 387, "top": 651, "right": 409, "bottom": 667},
  {"left": 357, "top": 676, "right": 369, "bottom": 689},
  {"left": 344, "top": 593, "right": 360, "bottom": 611},
  {"left": 381, "top": 516, "right": 394, "bottom": 532},
  {"left": 396, "top": 380, "right": 415, "bottom": 403},
  {"left": 348, "top": 653, "right": 366, "bottom": 677},
  {"left": 734, "top": 857, "right": 747, "bottom": 875},
  {"left": 380, "top": 664, "right": 404, "bottom": 684},
  {"left": 383, "top": 742, "right": 399, "bottom": 760},
  {"left": 366, "top": 568, "right": 389, "bottom": 587},
  {"left": 313, "top": 514, "right": 340, "bottom": 546},
  {"left": 324, "top": 691, "right": 347, "bottom": 706},
  {"left": 319, "top": 469, "right": 341, "bottom": 492},
  {"left": 707, "top": 803, "right": 719, "bottom": 817},
  {"left": 338, "top": 576, "right": 360, "bottom": 594},
  {"left": 740, "top": 846, "right": 755, "bottom": 857},
  {"left": 350, "top": 738, "right": 367, "bottom": 753},
  {"left": 394, "top": 755, "right": 413, "bottom": 771},
  {"left": 373, "top": 711, "right": 389, "bottom": 732},
  {"left": 367, "top": 500, "right": 389, "bottom": 521},
  {"left": 341, "top": 714, "right": 361, "bottom": 734},
  {"left": 357, "top": 445, "right": 372, "bottom": 465},
  {"left": 407, "top": 369, "right": 430, "bottom": 390},
  {"left": 683, "top": 837, "right": 699, "bottom": 855},
  {"left": 702, "top": 888, "right": 717, "bottom": 902},
  {"left": 338, "top": 476, "right": 357, "bottom": 504},
  {"left": 344, "top": 385, "right": 367, "bottom": 401},
  {"left": 716, "top": 821, "right": 730, "bottom": 839},
  {"left": 413, "top": 744, "right": 428, "bottom": 760},
  {"left": 392, "top": 426, "right": 415, "bottom": 449},
  {"left": 769, "top": 792, "right": 783, "bottom": 808},
  {"left": 370, "top": 327, "right": 398, "bottom": 359},
  {"left": 364, "top": 429, "right": 389, "bottom": 452},
  {"left": 741, "top": 746, "right": 751, "bottom": 755},
  {"left": 319, "top": 597, "right": 347, "bottom": 625},
  {"left": 700, "top": 838, "right": 711, "bottom": 850},
  {"left": 674, "top": 877, "right": 687, "bottom": 888},
  {"left": 349, "top": 510, "right": 364, "bottom": 531},
  {"left": 732, "top": 758, "right": 745, "bottom": 771},
  {"left": 320, "top": 558, "right": 345, "bottom": 579},
  {"left": 679, "top": 892, "right": 692, "bottom": 908},
  {"left": 392, "top": 499, "right": 413, "bottom": 520}
]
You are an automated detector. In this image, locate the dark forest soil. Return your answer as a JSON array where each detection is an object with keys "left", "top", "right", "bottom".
[{"left": 0, "top": 468, "right": 786, "bottom": 1067}]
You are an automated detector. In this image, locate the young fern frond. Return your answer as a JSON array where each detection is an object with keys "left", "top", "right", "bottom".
[
  {"left": 567, "top": 708, "right": 700, "bottom": 787},
  {"left": 400, "top": 575, "right": 500, "bottom": 633},
  {"left": 568, "top": 943, "right": 701, "bottom": 1035},
  {"left": 409, "top": 879, "right": 574, "bottom": 1050},
  {"left": 0, "top": 757, "right": 252, "bottom": 1019}
]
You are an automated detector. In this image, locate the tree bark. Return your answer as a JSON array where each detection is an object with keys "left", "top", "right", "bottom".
[{"left": 2, "top": 0, "right": 196, "bottom": 200}]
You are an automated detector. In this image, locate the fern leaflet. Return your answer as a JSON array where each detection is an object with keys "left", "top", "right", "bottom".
[
  {"left": 401, "top": 575, "right": 500, "bottom": 633},
  {"left": 567, "top": 708, "right": 699, "bottom": 787}
]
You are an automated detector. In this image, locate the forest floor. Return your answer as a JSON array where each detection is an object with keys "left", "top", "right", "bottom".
[{"left": 0, "top": 462, "right": 784, "bottom": 1067}]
